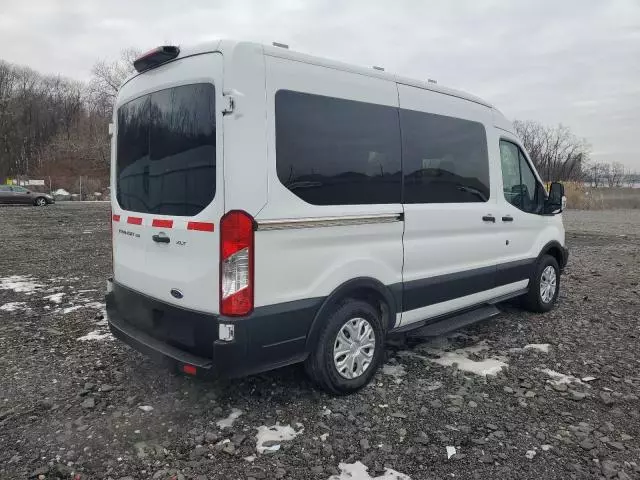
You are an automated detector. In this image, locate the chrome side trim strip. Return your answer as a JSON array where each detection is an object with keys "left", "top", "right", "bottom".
[{"left": 256, "top": 213, "right": 402, "bottom": 231}]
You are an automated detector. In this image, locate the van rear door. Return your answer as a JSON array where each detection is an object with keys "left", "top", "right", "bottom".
[{"left": 111, "top": 52, "right": 224, "bottom": 314}]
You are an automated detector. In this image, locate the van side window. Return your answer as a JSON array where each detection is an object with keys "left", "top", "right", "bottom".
[
  {"left": 499, "top": 140, "right": 545, "bottom": 214},
  {"left": 275, "top": 90, "right": 402, "bottom": 205},
  {"left": 400, "top": 109, "right": 490, "bottom": 203}
]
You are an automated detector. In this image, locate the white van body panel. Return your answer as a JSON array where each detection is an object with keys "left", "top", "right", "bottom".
[
  {"left": 218, "top": 41, "right": 269, "bottom": 216},
  {"left": 492, "top": 107, "right": 515, "bottom": 133},
  {"left": 111, "top": 52, "right": 224, "bottom": 313},
  {"left": 254, "top": 54, "right": 404, "bottom": 308}
]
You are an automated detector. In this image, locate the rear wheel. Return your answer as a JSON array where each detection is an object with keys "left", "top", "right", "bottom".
[
  {"left": 522, "top": 254, "right": 560, "bottom": 313},
  {"left": 304, "top": 299, "right": 384, "bottom": 394},
  {"left": 34, "top": 197, "right": 47, "bottom": 207}
]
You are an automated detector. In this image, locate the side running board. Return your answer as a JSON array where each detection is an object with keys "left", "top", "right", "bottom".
[{"left": 395, "top": 304, "right": 501, "bottom": 337}]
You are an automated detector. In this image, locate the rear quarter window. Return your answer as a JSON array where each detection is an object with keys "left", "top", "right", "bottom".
[{"left": 116, "top": 83, "right": 216, "bottom": 216}]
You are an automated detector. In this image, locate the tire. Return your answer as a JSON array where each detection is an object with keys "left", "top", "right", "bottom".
[
  {"left": 522, "top": 254, "right": 560, "bottom": 313},
  {"left": 34, "top": 197, "right": 47, "bottom": 207},
  {"left": 304, "top": 299, "right": 385, "bottom": 395}
]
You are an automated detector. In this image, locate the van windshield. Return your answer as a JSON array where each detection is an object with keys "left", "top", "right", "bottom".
[{"left": 116, "top": 83, "right": 216, "bottom": 216}]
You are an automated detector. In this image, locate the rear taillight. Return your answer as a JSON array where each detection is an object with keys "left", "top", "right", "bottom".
[{"left": 220, "top": 210, "right": 254, "bottom": 317}]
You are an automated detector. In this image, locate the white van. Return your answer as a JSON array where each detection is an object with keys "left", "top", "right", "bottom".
[{"left": 107, "top": 40, "right": 568, "bottom": 394}]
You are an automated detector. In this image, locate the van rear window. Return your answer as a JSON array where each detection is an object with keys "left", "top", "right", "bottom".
[{"left": 116, "top": 83, "right": 216, "bottom": 216}]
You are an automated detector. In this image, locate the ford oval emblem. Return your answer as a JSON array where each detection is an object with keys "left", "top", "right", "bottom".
[{"left": 170, "top": 288, "right": 184, "bottom": 299}]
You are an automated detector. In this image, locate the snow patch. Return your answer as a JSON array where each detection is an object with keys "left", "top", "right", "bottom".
[
  {"left": 446, "top": 446, "right": 457, "bottom": 459},
  {"left": 77, "top": 330, "right": 113, "bottom": 341},
  {"left": 0, "top": 275, "right": 43, "bottom": 294},
  {"left": 255, "top": 424, "right": 303, "bottom": 454},
  {"left": 216, "top": 408, "right": 243, "bottom": 429},
  {"left": 43, "top": 293, "right": 65, "bottom": 304},
  {"left": 62, "top": 305, "right": 83, "bottom": 314},
  {"left": 381, "top": 363, "right": 406, "bottom": 382},
  {"left": 82, "top": 301, "right": 105, "bottom": 310},
  {"left": 0, "top": 302, "right": 28, "bottom": 312},
  {"left": 62, "top": 301, "right": 105, "bottom": 315},
  {"left": 328, "top": 461, "right": 411, "bottom": 480},
  {"left": 524, "top": 343, "right": 550, "bottom": 353},
  {"left": 427, "top": 343, "right": 507, "bottom": 376},
  {"left": 138, "top": 405, "right": 154, "bottom": 412},
  {"left": 538, "top": 368, "right": 583, "bottom": 385}
]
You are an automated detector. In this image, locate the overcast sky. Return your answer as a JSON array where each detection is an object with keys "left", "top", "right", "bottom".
[{"left": 1, "top": 0, "right": 639, "bottom": 169}]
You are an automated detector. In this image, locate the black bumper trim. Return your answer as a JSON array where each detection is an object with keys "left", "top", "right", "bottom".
[
  {"left": 106, "top": 280, "right": 322, "bottom": 378},
  {"left": 108, "top": 306, "right": 213, "bottom": 370}
]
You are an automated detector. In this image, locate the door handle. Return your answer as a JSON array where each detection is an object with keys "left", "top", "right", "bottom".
[
  {"left": 482, "top": 215, "right": 496, "bottom": 223},
  {"left": 152, "top": 234, "right": 170, "bottom": 244},
  {"left": 502, "top": 216, "right": 514, "bottom": 222}
]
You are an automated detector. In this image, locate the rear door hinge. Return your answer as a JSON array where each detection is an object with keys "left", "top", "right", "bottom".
[{"left": 222, "top": 94, "right": 235, "bottom": 115}]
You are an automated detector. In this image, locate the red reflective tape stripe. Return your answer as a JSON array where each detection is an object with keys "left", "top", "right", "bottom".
[
  {"left": 127, "top": 217, "right": 143, "bottom": 225},
  {"left": 187, "top": 222, "right": 215, "bottom": 232},
  {"left": 112, "top": 214, "right": 120, "bottom": 222},
  {"left": 152, "top": 219, "right": 173, "bottom": 228}
]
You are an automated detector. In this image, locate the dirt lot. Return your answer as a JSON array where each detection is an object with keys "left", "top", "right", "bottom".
[{"left": 1, "top": 203, "right": 639, "bottom": 480}]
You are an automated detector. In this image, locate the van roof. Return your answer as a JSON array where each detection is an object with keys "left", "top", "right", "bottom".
[
  {"left": 150, "top": 39, "right": 493, "bottom": 110},
  {"left": 125, "top": 39, "right": 510, "bottom": 121}
]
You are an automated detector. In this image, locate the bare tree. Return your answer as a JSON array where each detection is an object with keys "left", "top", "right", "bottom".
[
  {"left": 89, "top": 48, "right": 140, "bottom": 116},
  {"left": 0, "top": 54, "right": 123, "bottom": 181},
  {"left": 624, "top": 170, "right": 640, "bottom": 187},
  {"left": 513, "top": 120, "right": 590, "bottom": 182},
  {"left": 609, "top": 162, "right": 626, "bottom": 187}
]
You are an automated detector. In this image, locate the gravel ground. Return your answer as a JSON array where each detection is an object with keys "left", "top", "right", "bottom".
[{"left": 1, "top": 204, "right": 639, "bottom": 480}]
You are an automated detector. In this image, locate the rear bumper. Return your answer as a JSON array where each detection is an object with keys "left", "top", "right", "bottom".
[{"left": 106, "top": 279, "right": 320, "bottom": 378}]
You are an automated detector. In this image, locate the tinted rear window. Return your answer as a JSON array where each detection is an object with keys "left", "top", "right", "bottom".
[
  {"left": 116, "top": 83, "right": 216, "bottom": 216},
  {"left": 275, "top": 90, "right": 402, "bottom": 205}
]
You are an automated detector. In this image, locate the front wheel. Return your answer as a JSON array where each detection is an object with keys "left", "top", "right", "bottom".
[
  {"left": 522, "top": 254, "right": 560, "bottom": 313},
  {"left": 34, "top": 197, "right": 47, "bottom": 207},
  {"left": 304, "top": 299, "right": 385, "bottom": 394}
]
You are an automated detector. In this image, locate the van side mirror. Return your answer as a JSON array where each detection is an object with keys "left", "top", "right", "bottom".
[{"left": 546, "top": 182, "right": 564, "bottom": 214}]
